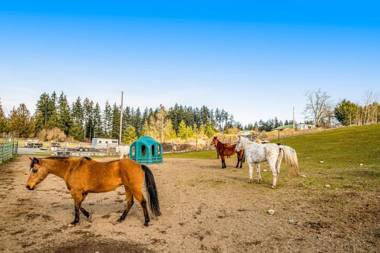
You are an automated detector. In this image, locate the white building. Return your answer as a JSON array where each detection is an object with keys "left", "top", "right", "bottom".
[
  {"left": 296, "top": 123, "right": 315, "bottom": 130},
  {"left": 91, "top": 138, "right": 119, "bottom": 149}
]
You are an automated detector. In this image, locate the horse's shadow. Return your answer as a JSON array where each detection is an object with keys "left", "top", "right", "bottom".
[{"left": 222, "top": 175, "right": 275, "bottom": 189}]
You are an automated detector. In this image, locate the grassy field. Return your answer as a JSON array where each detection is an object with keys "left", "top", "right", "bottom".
[{"left": 165, "top": 125, "right": 380, "bottom": 190}]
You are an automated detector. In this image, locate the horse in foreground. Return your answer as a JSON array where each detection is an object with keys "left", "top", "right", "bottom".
[
  {"left": 236, "top": 136, "right": 299, "bottom": 188},
  {"left": 211, "top": 136, "right": 244, "bottom": 169},
  {"left": 26, "top": 156, "right": 161, "bottom": 226}
]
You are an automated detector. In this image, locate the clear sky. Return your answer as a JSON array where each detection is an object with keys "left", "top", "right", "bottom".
[{"left": 0, "top": 1, "right": 379, "bottom": 125}]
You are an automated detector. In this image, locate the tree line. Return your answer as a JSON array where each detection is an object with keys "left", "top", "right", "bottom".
[
  {"left": 305, "top": 90, "right": 380, "bottom": 127},
  {"left": 0, "top": 91, "right": 239, "bottom": 143},
  {"left": 1, "top": 90, "right": 379, "bottom": 142}
]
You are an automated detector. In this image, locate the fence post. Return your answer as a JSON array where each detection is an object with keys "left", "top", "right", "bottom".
[{"left": 0, "top": 143, "right": 3, "bottom": 164}]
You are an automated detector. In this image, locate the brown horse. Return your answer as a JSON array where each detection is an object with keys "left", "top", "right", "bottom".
[
  {"left": 26, "top": 156, "right": 161, "bottom": 226},
  {"left": 211, "top": 136, "right": 244, "bottom": 169}
]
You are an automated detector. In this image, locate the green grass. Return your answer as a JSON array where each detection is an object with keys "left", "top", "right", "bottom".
[
  {"left": 164, "top": 150, "right": 216, "bottom": 159},
  {"left": 165, "top": 125, "right": 380, "bottom": 190}
]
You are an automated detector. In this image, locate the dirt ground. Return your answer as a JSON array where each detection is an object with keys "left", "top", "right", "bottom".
[{"left": 0, "top": 156, "right": 379, "bottom": 253}]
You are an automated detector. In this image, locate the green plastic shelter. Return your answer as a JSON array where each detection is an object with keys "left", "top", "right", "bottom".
[{"left": 129, "top": 136, "right": 163, "bottom": 164}]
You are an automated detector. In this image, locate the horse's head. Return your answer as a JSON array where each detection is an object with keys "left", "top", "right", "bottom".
[
  {"left": 210, "top": 136, "right": 218, "bottom": 146},
  {"left": 26, "top": 157, "right": 49, "bottom": 190},
  {"left": 235, "top": 136, "right": 244, "bottom": 152}
]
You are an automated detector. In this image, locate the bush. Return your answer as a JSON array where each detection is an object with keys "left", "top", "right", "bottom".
[{"left": 38, "top": 128, "right": 66, "bottom": 141}]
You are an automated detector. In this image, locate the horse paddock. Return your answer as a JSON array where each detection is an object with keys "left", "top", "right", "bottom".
[{"left": 0, "top": 156, "right": 379, "bottom": 253}]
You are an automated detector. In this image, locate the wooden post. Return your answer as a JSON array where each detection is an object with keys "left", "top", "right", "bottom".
[{"left": 119, "top": 91, "right": 124, "bottom": 145}]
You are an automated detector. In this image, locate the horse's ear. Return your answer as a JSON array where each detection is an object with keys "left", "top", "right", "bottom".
[
  {"left": 29, "top": 157, "right": 33, "bottom": 161},
  {"left": 32, "top": 157, "right": 40, "bottom": 164}
]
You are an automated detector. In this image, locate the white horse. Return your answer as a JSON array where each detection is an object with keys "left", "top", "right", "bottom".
[{"left": 236, "top": 136, "right": 299, "bottom": 188}]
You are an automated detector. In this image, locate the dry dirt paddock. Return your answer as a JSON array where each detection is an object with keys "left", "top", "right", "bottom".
[{"left": 0, "top": 156, "right": 379, "bottom": 253}]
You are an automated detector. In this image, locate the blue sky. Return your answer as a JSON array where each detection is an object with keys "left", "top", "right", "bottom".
[{"left": 0, "top": 1, "right": 379, "bottom": 125}]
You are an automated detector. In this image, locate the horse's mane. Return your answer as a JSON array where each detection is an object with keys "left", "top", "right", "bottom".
[{"left": 44, "top": 156, "right": 92, "bottom": 161}]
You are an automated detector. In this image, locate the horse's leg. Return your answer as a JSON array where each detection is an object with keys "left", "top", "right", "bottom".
[
  {"left": 70, "top": 190, "right": 86, "bottom": 225},
  {"left": 256, "top": 163, "right": 262, "bottom": 183},
  {"left": 79, "top": 192, "right": 90, "bottom": 219},
  {"left": 235, "top": 153, "right": 240, "bottom": 168},
  {"left": 221, "top": 155, "right": 226, "bottom": 169},
  {"left": 268, "top": 158, "right": 278, "bottom": 189},
  {"left": 131, "top": 188, "right": 150, "bottom": 226},
  {"left": 248, "top": 162, "right": 254, "bottom": 183},
  {"left": 118, "top": 187, "right": 134, "bottom": 223},
  {"left": 241, "top": 151, "right": 245, "bottom": 168}
]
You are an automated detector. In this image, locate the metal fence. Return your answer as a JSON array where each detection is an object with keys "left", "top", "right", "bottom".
[{"left": 0, "top": 139, "right": 18, "bottom": 164}]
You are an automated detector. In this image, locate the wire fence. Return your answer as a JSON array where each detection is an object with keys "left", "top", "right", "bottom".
[{"left": 0, "top": 139, "right": 18, "bottom": 164}]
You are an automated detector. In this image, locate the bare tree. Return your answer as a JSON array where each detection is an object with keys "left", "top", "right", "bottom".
[
  {"left": 362, "top": 91, "right": 378, "bottom": 124},
  {"left": 304, "top": 89, "right": 332, "bottom": 127}
]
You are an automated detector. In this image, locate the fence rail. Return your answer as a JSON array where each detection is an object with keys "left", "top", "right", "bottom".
[{"left": 0, "top": 140, "right": 18, "bottom": 164}]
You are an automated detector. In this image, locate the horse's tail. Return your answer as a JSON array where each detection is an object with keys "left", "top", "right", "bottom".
[
  {"left": 279, "top": 145, "right": 300, "bottom": 176},
  {"left": 141, "top": 165, "right": 161, "bottom": 216}
]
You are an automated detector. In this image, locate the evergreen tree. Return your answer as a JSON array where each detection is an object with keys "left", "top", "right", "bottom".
[
  {"left": 57, "top": 92, "right": 72, "bottom": 135},
  {"left": 93, "top": 103, "right": 103, "bottom": 137},
  {"left": 34, "top": 92, "right": 57, "bottom": 131},
  {"left": 83, "top": 98, "right": 94, "bottom": 139},
  {"left": 72, "top": 97, "right": 84, "bottom": 126},
  {"left": 334, "top": 99, "right": 359, "bottom": 126},
  {"left": 70, "top": 97, "right": 84, "bottom": 140},
  {"left": 111, "top": 103, "right": 120, "bottom": 139},
  {"left": 103, "top": 101, "right": 113, "bottom": 137}
]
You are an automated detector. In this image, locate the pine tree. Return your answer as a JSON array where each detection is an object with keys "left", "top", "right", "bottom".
[
  {"left": 83, "top": 98, "right": 94, "bottom": 140},
  {"left": 93, "top": 103, "right": 103, "bottom": 137},
  {"left": 70, "top": 97, "right": 84, "bottom": 140},
  {"left": 72, "top": 97, "right": 84, "bottom": 126},
  {"left": 57, "top": 92, "right": 72, "bottom": 135},
  {"left": 103, "top": 101, "right": 113, "bottom": 137},
  {"left": 111, "top": 103, "right": 120, "bottom": 139},
  {"left": 33, "top": 91, "right": 60, "bottom": 132}
]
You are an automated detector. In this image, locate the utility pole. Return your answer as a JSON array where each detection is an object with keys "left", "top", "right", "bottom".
[
  {"left": 293, "top": 106, "right": 296, "bottom": 129},
  {"left": 119, "top": 91, "right": 124, "bottom": 145}
]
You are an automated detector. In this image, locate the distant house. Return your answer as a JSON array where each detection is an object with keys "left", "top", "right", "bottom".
[
  {"left": 91, "top": 138, "right": 118, "bottom": 149},
  {"left": 296, "top": 123, "right": 315, "bottom": 130}
]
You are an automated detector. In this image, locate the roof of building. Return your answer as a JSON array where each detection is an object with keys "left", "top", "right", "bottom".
[{"left": 132, "top": 136, "right": 161, "bottom": 146}]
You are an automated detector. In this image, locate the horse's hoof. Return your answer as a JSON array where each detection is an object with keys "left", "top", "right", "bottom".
[
  {"left": 248, "top": 179, "right": 253, "bottom": 184},
  {"left": 257, "top": 179, "right": 262, "bottom": 183},
  {"left": 271, "top": 185, "right": 276, "bottom": 189},
  {"left": 144, "top": 222, "right": 149, "bottom": 227},
  {"left": 69, "top": 222, "right": 78, "bottom": 226}
]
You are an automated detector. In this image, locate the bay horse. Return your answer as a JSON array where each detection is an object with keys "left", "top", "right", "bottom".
[
  {"left": 26, "top": 156, "right": 161, "bottom": 226},
  {"left": 211, "top": 136, "right": 244, "bottom": 169},
  {"left": 236, "top": 136, "right": 300, "bottom": 188}
]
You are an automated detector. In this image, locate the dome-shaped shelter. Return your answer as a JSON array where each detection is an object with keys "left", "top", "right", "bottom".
[{"left": 129, "top": 136, "right": 163, "bottom": 164}]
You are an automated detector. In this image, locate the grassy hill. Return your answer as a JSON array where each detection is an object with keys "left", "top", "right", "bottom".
[{"left": 165, "top": 125, "right": 380, "bottom": 190}]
